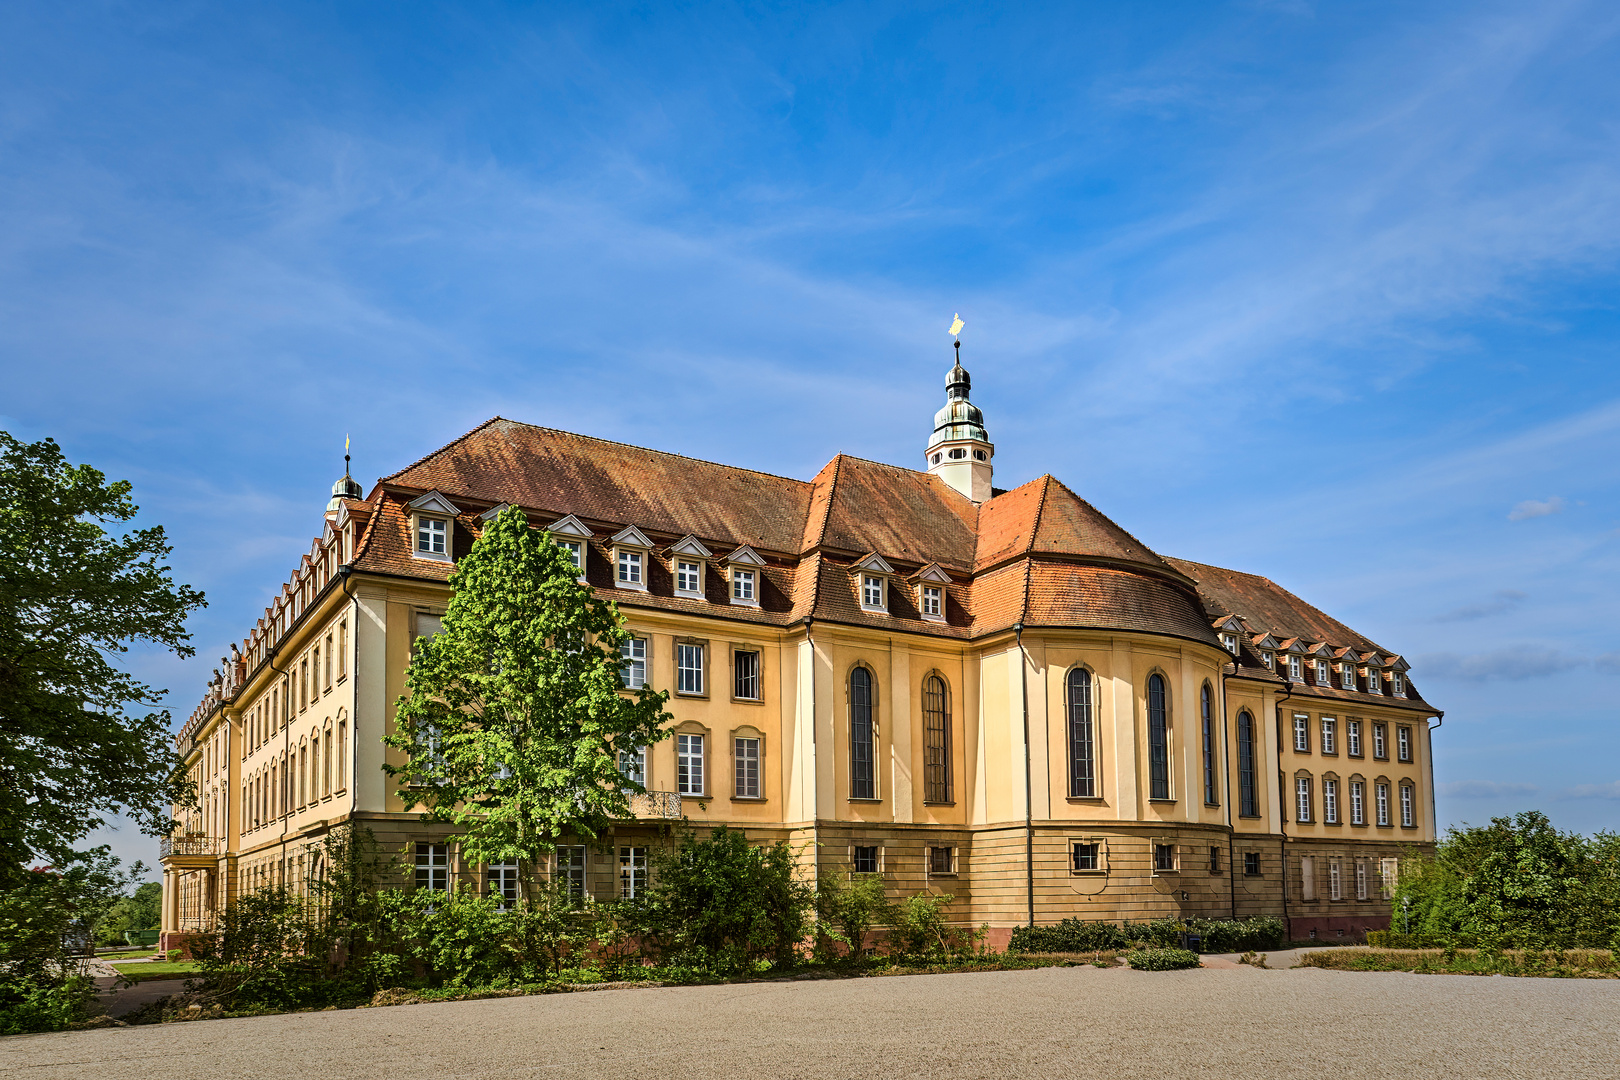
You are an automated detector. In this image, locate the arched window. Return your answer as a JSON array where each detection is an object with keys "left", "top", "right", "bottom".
[
  {"left": 849, "top": 667, "right": 875, "bottom": 800},
  {"left": 1147, "top": 673, "right": 1170, "bottom": 800},
  {"left": 1201, "top": 682, "right": 1216, "bottom": 806},
  {"left": 1067, "top": 668, "right": 1095, "bottom": 798},
  {"left": 323, "top": 726, "right": 333, "bottom": 797},
  {"left": 299, "top": 743, "right": 307, "bottom": 806},
  {"left": 1238, "top": 710, "right": 1257, "bottom": 817},
  {"left": 923, "top": 675, "right": 951, "bottom": 803}
]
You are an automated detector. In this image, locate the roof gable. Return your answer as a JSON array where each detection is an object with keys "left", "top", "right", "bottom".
[
  {"left": 408, "top": 491, "right": 461, "bottom": 517},
  {"left": 726, "top": 544, "right": 767, "bottom": 566},
  {"left": 853, "top": 552, "right": 896, "bottom": 574},
  {"left": 610, "top": 525, "right": 654, "bottom": 548},
  {"left": 544, "top": 514, "right": 593, "bottom": 539},
  {"left": 669, "top": 535, "right": 714, "bottom": 559}
]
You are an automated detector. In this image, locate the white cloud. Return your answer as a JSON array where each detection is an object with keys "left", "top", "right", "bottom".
[
  {"left": 1440, "top": 780, "right": 1538, "bottom": 798},
  {"left": 1417, "top": 647, "right": 1587, "bottom": 681},
  {"left": 1434, "top": 589, "right": 1527, "bottom": 622},
  {"left": 1508, "top": 496, "right": 1567, "bottom": 521},
  {"left": 1557, "top": 781, "right": 1620, "bottom": 800}
]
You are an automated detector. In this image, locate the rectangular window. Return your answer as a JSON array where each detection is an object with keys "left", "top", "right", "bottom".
[
  {"left": 1153, "top": 843, "right": 1176, "bottom": 872},
  {"left": 1300, "top": 856, "right": 1316, "bottom": 901},
  {"left": 1401, "top": 784, "right": 1415, "bottom": 827},
  {"left": 1323, "top": 778, "right": 1338, "bottom": 823},
  {"left": 852, "top": 845, "right": 879, "bottom": 874},
  {"left": 1373, "top": 723, "right": 1388, "bottom": 759},
  {"left": 1380, "top": 857, "right": 1399, "bottom": 899},
  {"left": 559, "top": 845, "right": 586, "bottom": 900},
  {"left": 733, "top": 650, "right": 760, "bottom": 700},
  {"left": 1329, "top": 860, "right": 1342, "bottom": 900},
  {"left": 1296, "top": 777, "right": 1313, "bottom": 823},
  {"left": 1244, "top": 851, "right": 1261, "bottom": 876},
  {"left": 734, "top": 736, "right": 760, "bottom": 798},
  {"left": 414, "top": 842, "right": 449, "bottom": 892},
  {"left": 1393, "top": 671, "right": 1405, "bottom": 696},
  {"left": 560, "top": 540, "right": 583, "bottom": 572},
  {"left": 300, "top": 660, "right": 309, "bottom": 711},
  {"left": 1222, "top": 633, "right": 1238, "bottom": 654},
  {"left": 732, "top": 569, "right": 755, "bottom": 601},
  {"left": 619, "top": 846, "right": 647, "bottom": 898},
  {"left": 417, "top": 517, "right": 446, "bottom": 555},
  {"left": 1262, "top": 651, "right": 1274, "bottom": 670},
  {"left": 677, "top": 643, "right": 705, "bottom": 695},
  {"left": 1368, "top": 669, "right": 1381, "bottom": 694},
  {"left": 325, "top": 634, "right": 334, "bottom": 688},
  {"left": 338, "top": 621, "right": 348, "bottom": 678},
  {"left": 1321, "top": 718, "right": 1336, "bottom": 754},
  {"left": 620, "top": 637, "right": 647, "bottom": 689},
  {"left": 1209, "top": 846, "right": 1222, "bottom": 873},
  {"left": 1397, "top": 726, "right": 1412, "bottom": 762},
  {"left": 1341, "top": 664, "right": 1356, "bottom": 690},
  {"left": 1376, "top": 782, "right": 1391, "bottom": 826},
  {"left": 1294, "top": 714, "right": 1310, "bottom": 753},
  {"left": 488, "top": 862, "right": 519, "bottom": 910},
  {"left": 929, "top": 846, "right": 954, "bottom": 875},
  {"left": 1289, "top": 654, "right": 1302, "bottom": 681},
  {"left": 1350, "top": 780, "right": 1365, "bottom": 824},
  {"left": 677, "top": 733, "right": 705, "bottom": 795},
  {"left": 1355, "top": 860, "right": 1369, "bottom": 900},
  {"left": 617, "top": 745, "right": 645, "bottom": 787},
  {"left": 676, "top": 560, "right": 701, "bottom": 594},
  {"left": 1316, "top": 659, "right": 1330, "bottom": 686},
  {"left": 862, "top": 575, "right": 884, "bottom": 609},
  {"left": 921, "top": 585, "right": 942, "bottom": 618},
  {"left": 1347, "top": 720, "right": 1362, "bottom": 757},
  {"left": 1072, "top": 842, "right": 1100, "bottom": 872},
  {"left": 617, "top": 549, "right": 642, "bottom": 584}
]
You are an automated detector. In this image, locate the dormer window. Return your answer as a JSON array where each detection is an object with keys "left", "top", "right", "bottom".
[
  {"left": 723, "top": 545, "right": 765, "bottom": 608},
  {"left": 543, "top": 514, "right": 593, "bottom": 584},
  {"left": 1262, "top": 652, "right": 1274, "bottom": 670},
  {"left": 1368, "top": 668, "right": 1382, "bottom": 694},
  {"left": 1222, "top": 634, "right": 1238, "bottom": 655},
  {"left": 1316, "top": 660, "right": 1330, "bottom": 686},
  {"left": 1341, "top": 664, "right": 1356, "bottom": 690},
  {"left": 1392, "top": 671, "right": 1405, "bottom": 696},
  {"left": 408, "top": 492, "right": 460, "bottom": 564},
  {"left": 911, "top": 563, "right": 951, "bottom": 623},
  {"left": 1289, "top": 655, "right": 1302, "bottom": 681},
  {"left": 669, "top": 536, "right": 714, "bottom": 600},
  {"left": 921, "top": 586, "right": 942, "bottom": 618},
  {"left": 853, "top": 552, "right": 894, "bottom": 614},
  {"left": 609, "top": 526, "right": 653, "bottom": 592}
]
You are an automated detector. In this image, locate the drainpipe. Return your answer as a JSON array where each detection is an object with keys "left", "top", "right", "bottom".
[
  {"left": 1219, "top": 659, "right": 1236, "bottom": 919},
  {"left": 339, "top": 564, "right": 359, "bottom": 801},
  {"left": 1014, "top": 622, "right": 1033, "bottom": 928},
  {"left": 801, "top": 616, "right": 818, "bottom": 849},
  {"left": 1425, "top": 709, "right": 1443, "bottom": 843},
  {"left": 1275, "top": 678, "right": 1294, "bottom": 928}
]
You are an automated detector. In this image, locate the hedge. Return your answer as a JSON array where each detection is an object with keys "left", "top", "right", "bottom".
[
  {"left": 1008, "top": 916, "right": 1285, "bottom": 954},
  {"left": 1365, "top": 930, "right": 1473, "bottom": 949},
  {"left": 1127, "top": 948, "right": 1202, "bottom": 971}
]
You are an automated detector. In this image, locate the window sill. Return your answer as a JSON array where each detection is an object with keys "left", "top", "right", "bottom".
[
  {"left": 1147, "top": 798, "right": 1177, "bottom": 804},
  {"left": 614, "top": 581, "right": 648, "bottom": 592},
  {"left": 1065, "top": 796, "right": 1106, "bottom": 803},
  {"left": 729, "top": 598, "right": 760, "bottom": 609},
  {"left": 1071, "top": 869, "right": 1107, "bottom": 876},
  {"left": 730, "top": 796, "right": 766, "bottom": 802},
  {"left": 929, "top": 872, "right": 958, "bottom": 878},
  {"left": 411, "top": 552, "right": 452, "bottom": 564},
  {"left": 674, "top": 692, "right": 709, "bottom": 700},
  {"left": 919, "top": 613, "right": 945, "bottom": 623},
  {"left": 731, "top": 696, "right": 764, "bottom": 705},
  {"left": 1237, "top": 812, "right": 1263, "bottom": 819},
  {"left": 674, "top": 590, "right": 705, "bottom": 601},
  {"left": 1151, "top": 870, "right": 1180, "bottom": 877},
  {"left": 923, "top": 801, "right": 957, "bottom": 807},
  {"left": 848, "top": 798, "right": 883, "bottom": 804}
]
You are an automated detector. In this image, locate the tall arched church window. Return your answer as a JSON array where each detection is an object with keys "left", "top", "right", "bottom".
[
  {"left": 1147, "top": 674, "right": 1170, "bottom": 800},
  {"left": 1067, "top": 668, "right": 1095, "bottom": 798},
  {"left": 1201, "top": 682, "right": 1217, "bottom": 806},
  {"left": 923, "top": 675, "right": 951, "bottom": 803},
  {"left": 1238, "top": 710, "right": 1258, "bottom": 817},
  {"left": 849, "top": 668, "right": 875, "bottom": 800}
]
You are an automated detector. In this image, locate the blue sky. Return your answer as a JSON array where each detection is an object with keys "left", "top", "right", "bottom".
[{"left": 4, "top": 1, "right": 1618, "bottom": 872}]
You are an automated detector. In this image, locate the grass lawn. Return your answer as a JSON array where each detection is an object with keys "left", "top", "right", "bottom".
[
  {"left": 1299, "top": 947, "right": 1619, "bottom": 978},
  {"left": 103, "top": 949, "right": 161, "bottom": 961},
  {"left": 115, "top": 961, "right": 202, "bottom": 982}
]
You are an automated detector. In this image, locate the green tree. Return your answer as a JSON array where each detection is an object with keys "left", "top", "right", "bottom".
[
  {"left": 0, "top": 432, "right": 205, "bottom": 881},
  {"left": 384, "top": 505, "right": 672, "bottom": 881}
]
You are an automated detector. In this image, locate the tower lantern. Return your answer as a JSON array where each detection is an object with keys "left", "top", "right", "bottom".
[{"left": 926, "top": 336, "right": 994, "bottom": 503}]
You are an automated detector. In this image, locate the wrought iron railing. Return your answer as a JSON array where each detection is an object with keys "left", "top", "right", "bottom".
[
  {"left": 160, "top": 834, "right": 222, "bottom": 859},
  {"left": 627, "top": 790, "right": 682, "bottom": 819}
]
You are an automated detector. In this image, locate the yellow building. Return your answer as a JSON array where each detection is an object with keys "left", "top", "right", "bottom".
[{"left": 161, "top": 355, "right": 1439, "bottom": 949}]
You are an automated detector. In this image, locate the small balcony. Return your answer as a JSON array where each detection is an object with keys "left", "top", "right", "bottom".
[
  {"left": 626, "top": 790, "right": 682, "bottom": 819},
  {"left": 160, "top": 834, "right": 222, "bottom": 866}
]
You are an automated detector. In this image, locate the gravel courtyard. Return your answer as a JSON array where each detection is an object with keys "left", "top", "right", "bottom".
[{"left": 4, "top": 963, "right": 1617, "bottom": 1079}]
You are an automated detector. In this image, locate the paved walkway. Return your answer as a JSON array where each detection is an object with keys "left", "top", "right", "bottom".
[{"left": 6, "top": 962, "right": 1617, "bottom": 1079}]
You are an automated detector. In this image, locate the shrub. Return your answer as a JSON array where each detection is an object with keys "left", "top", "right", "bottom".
[
  {"left": 1008, "top": 916, "right": 1283, "bottom": 954},
  {"left": 1007, "top": 918, "right": 1128, "bottom": 953},
  {"left": 887, "top": 893, "right": 984, "bottom": 959},
  {"left": 1127, "top": 947, "right": 1201, "bottom": 971},
  {"left": 815, "top": 871, "right": 893, "bottom": 960}
]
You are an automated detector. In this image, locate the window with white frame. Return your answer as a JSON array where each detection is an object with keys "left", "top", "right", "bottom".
[
  {"left": 734, "top": 736, "right": 760, "bottom": 798},
  {"left": 620, "top": 637, "right": 647, "bottom": 689},
  {"left": 1321, "top": 718, "right": 1337, "bottom": 754},
  {"left": 415, "top": 842, "right": 449, "bottom": 892},
  {"left": 1323, "top": 778, "right": 1339, "bottom": 823},
  {"left": 558, "top": 845, "right": 586, "bottom": 900},
  {"left": 677, "top": 733, "right": 705, "bottom": 795},
  {"left": 676, "top": 559, "right": 702, "bottom": 595},
  {"left": 1294, "top": 714, "right": 1310, "bottom": 753},
  {"left": 1350, "top": 780, "right": 1365, "bottom": 824},
  {"left": 1222, "top": 633, "right": 1238, "bottom": 654},
  {"left": 559, "top": 540, "right": 583, "bottom": 574},
  {"left": 733, "top": 650, "right": 760, "bottom": 701},
  {"left": 619, "top": 846, "right": 647, "bottom": 898},
  {"left": 1329, "top": 859, "right": 1342, "bottom": 900},
  {"left": 1400, "top": 784, "right": 1415, "bottom": 827},
  {"left": 617, "top": 549, "right": 642, "bottom": 585},
  {"left": 1380, "top": 857, "right": 1398, "bottom": 898},
  {"left": 1347, "top": 720, "right": 1362, "bottom": 757},
  {"left": 1300, "top": 856, "right": 1316, "bottom": 901},
  {"left": 488, "top": 862, "right": 519, "bottom": 910},
  {"left": 1295, "top": 777, "right": 1313, "bottom": 822},
  {"left": 1376, "top": 782, "right": 1391, "bottom": 825},
  {"left": 861, "top": 574, "right": 885, "bottom": 610},
  {"left": 921, "top": 585, "right": 942, "bottom": 619},
  {"left": 1341, "top": 663, "right": 1356, "bottom": 690},
  {"left": 1397, "top": 726, "right": 1412, "bottom": 762},
  {"left": 1072, "top": 841, "right": 1101, "bottom": 872},
  {"left": 731, "top": 568, "right": 756, "bottom": 602},
  {"left": 1393, "top": 671, "right": 1405, "bottom": 696},
  {"left": 1289, "top": 654, "right": 1302, "bottom": 681},
  {"left": 1316, "top": 659, "right": 1330, "bottom": 686},
  {"left": 1355, "top": 860, "right": 1369, "bottom": 900},
  {"left": 617, "top": 745, "right": 645, "bottom": 787},
  {"left": 1374, "top": 723, "right": 1388, "bottom": 759},
  {"left": 1368, "top": 668, "right": 1382, "bottom": 693},
  {"left": 677, "top": 643, "right": 704, "bottom": 695},
  {"left": 416, "top": 516, "right": 447, "bottom": 557},
  {"left": 1262, "top": 651, "right": 1274, "bottom": 670}
]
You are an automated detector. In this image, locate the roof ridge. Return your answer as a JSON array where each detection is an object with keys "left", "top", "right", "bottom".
[
  {"left": 1025, "top": 474, "right": 1054, "bottom": 556},
  {"left": 1165, "top": 555, "right": 1390, "bottom": 653},
  {"left": 381, "top": 416, "right": 507, "bottom": 483},
  {"left": 808, "top": 454, "right": 844, "bottom": 551},
  {"left": 1043, "top": 474, "right": 1174, "bottom": 569}
]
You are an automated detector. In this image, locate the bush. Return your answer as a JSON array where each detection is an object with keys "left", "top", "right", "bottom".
[
  {"left": 887, "top": 893, "right": 983, "bottom": 960},
  {"left": 94, "top": 881, "right": 163, "bottom": 945},
  {"left": 1127, "top": 947, "right": 1201, "bottom": 970},
  {"left": 815, "top": 872, "right": 893, "bottom": 959},
  {"left": 1008, "top": 916, "right": 1283, "bottom": 954},
  {"left": 1366, "top": 930, "right": 1459, "bottom": 949}
]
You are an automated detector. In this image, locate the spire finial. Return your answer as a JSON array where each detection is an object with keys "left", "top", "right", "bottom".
[{"left": 344, "top": 433, "right": 351, "bottom": 478}]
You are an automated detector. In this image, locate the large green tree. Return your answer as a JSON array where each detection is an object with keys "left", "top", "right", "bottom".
[
  {"left": 385, "top": 505, "right": 673, "bottom": 884},
  {"left": 0, "top": 432, "right": 205, "bottom": 883}
]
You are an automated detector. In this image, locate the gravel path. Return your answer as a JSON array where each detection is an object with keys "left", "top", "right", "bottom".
[{"left": 4, "top": 964, "right": 1617, "bottom": 1079}]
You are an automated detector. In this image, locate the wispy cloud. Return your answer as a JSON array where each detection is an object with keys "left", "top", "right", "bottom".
[
  {"left": 1441, "top": 780, "right": 1539, "bottom": 798},
  {"left": 1416, "top": 647, "right": 1590, "bottom": 681},
  {"left": 1508, "top": 496, "right": 1566, "bottom": 521},
  {"left": 1556, "top": 781, "right": 1620, "bottom": 801},
  {"left": 1434, "top": 589, "right": 1527, "bottom": 622}
]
